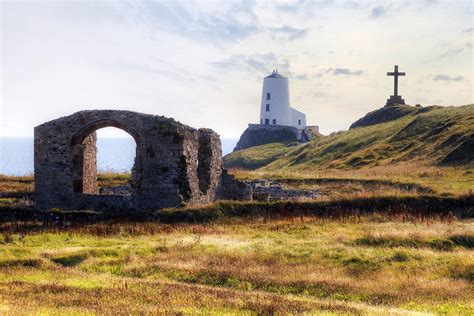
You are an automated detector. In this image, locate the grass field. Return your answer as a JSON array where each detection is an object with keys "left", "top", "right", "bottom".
[
  {"left": 230, "top": 163, "right": 474, "bottom": 197},
  {"left": 0, "top": 214, "right": 472, "bottom": 314},
  {"left": 1, "top": 125, "right": 473, "bottom": 314},
  {"left": 0, "top": 172, "right": 473, "bottom": 314}
]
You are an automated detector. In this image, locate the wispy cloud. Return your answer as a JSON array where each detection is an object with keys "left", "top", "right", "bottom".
[
  {"left": 370, "top": 6, "right": 385, "bottom": 18},
  {"left": 432, "top": 74, "right": 464, "bottom": 82},
  {"left": 331, "top": 68, "right": 364, "bottom": 76},
  {"left": 295, "top": 74, "right": 308, "bottom": 80},
  {"left": 437, "top": 42, "right": 472, "bottom": 60},
  {"left": 423, "top": 0, "right": 439, "bottom": 7},
  {"left": 211, "top": 53, "right": 290, "bottom": 75},
  {"left": 274, "top": 0, "right": 365, "bottom": 16},
  {"left": 274, "top": 1, "right": 327, "bottom": 16},
  {"left": 312, "top": 91, "right": 331, "bottom": 99},
  {"left": 268, "top": 26, "right": 308, "bottom": 41},
  {"left": 123, "top": 1, "right": 259, "bottom": 44}
]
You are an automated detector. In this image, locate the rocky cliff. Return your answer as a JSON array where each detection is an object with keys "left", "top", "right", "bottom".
[{"left": 233, "top": 125, "right": 301, "bottom": 151}]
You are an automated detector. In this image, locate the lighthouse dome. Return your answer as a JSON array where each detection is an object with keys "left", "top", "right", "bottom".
[{"left": 265, "top": 71, "right": 287, "bottom": 79}]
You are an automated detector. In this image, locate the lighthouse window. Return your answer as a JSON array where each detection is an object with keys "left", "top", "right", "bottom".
[
  {"left": 266, "top": 93, "right": 270, "bottom": 100},
  {"left": 272, "top": 119, "right": 276, "bottom": 125},
  {"left": 298, "top": 119, "right": 301, "bottom": 125},
  {"left": 266, "top": 104, "right": 270, "bottom": 111},
  {"left": 265, "top": 119, "right": 269, "bottom": 125}
]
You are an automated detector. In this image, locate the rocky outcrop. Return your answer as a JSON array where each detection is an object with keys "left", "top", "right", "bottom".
[
  {"left": 350, "top": 105, "right": 419, "bottom": 129},
  {"left": 234, "top": 124, "right": 313, "bottom": 151}
]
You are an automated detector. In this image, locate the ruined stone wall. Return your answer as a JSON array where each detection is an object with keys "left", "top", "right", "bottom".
[
  {"left": 81, "top": 133, "right": 98, "bottom": 194},
  {"left": 216, "top": 170, "right": 253, "bottom": 201},
  {"left": 34, "top": 110, "right": 239, "bottom": 210},
  {"left": 196, "top": 129, "right": 223, "bottom": 202}
]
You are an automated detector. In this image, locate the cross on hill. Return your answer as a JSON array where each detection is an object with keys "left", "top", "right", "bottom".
[{"left": 386, "top": 65, "right": 406, "bottom": 106}]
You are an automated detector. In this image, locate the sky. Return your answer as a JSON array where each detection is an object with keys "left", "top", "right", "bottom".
[{"left": 1, "top": 0, "right": 473, "bottom": 138}]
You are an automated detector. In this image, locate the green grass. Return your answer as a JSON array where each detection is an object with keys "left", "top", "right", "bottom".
[
  {"left": 353, "top": 234, "right": 474, "bottom": 251},
  {"left": 0, "top": 216, "right": 472, "bottom": 314},
  {"left": 224, "top": 142, "right": 296, "bottom": 169},
  {"left": 2, "top": 194, "right": 469, "bottom": 227}
]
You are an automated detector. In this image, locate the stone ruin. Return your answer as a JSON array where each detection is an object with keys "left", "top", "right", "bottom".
[
  {"left": 250, "top": 179, "right": 320, "bottom": 201},
  {"left": 34, "top": 110, "right": 251, "bottom": 210}
]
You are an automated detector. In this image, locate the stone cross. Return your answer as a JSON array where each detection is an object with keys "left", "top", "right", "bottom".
[
  {"left": 386, "top": 65, "right": 406, "bottom": 106},
  {"left": 387, "top": 65, "right": 405, "bottom": 97}
]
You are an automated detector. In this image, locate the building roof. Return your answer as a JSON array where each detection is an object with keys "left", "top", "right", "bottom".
[{"left": 265, "top": 71, "right": 287, "bottom": 79}]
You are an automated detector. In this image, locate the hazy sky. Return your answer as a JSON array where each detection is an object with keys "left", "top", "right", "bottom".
[{"left": 1, "top": 0, "right": 473, "bottom": 138}]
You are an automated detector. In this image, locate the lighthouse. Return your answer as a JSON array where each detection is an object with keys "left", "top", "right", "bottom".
[
  {"left": 259, "top": 70, "right": 306, "bottom": 129},
  {"left": 233, "top": 70, "right": 317, "bottom": 152}
]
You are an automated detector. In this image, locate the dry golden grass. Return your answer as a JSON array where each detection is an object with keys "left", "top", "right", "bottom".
[
  {"left": 96, "top": 172, "right": 130, "bottom": 188},
  {"left": 0, "top": 173, "right": 130, "bottom": 194},
  {"left": 230, "top": 163, "right": 474, "bottom": 197},
  {"left": 0, "top": 175, "right": 33, "bottom": 195},
  {"left": 0, "top": 167, "right": 472, "bottom": 314},
  {"left": 0, "top": 216, "right": 472, "bottom": 314}
]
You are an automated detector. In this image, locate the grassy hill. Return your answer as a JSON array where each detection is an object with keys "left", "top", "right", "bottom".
[
  {"left": 225, "top": 104, "right": 474, "bottom": 171},
  {"left": 349, "top": 104, "right": 420, "bottom": 128}
]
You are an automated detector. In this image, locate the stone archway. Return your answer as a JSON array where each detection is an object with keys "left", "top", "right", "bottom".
[
  {"left": 70, "top": 121, "right": 141, "bottom": 195},
  {"left": 34, "top": 110, "right": 240, "bottom": 210}
]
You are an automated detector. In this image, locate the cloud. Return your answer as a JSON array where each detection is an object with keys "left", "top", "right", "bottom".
[
  {"left": 370, "top": 6, "right": 385, "bottom": 18},
  {"left": 423, "top": 0, "right": 439, "bottom": 7},
  {"left": 268, "top": 26, "right": 308, "bottom": 41},
  {"left": 432, "top": 74, "right": 464, "bottom": 82},
  {"left": 123, "top": 1, "right": 259, "bottom": 44},
  {"left": 309, "top": 67, "right": 363, "bottom": 78},
  {"left": 274, "top": 1, "right": 327, "bottom": 16},
  {"left": 100, "top": 58, "right": 217, "bottom": 84},
  {"left": 123, "top": 2, "right": 310, "bottom": 46},
  {"left": 437, "top": 42, "right": 472, "bottom": 59},
  {"left": 331, "top": 68, "right": 364, "bottom": 76},
  {"left": 274, "top": 0, "right": 365, "bottom": 16},
  {"left": 211, "top": 53, "right": 291, "bottom": 75},
  {"left": 463, "top": 28, "right": 474, "bottom": 33},
  {"left": 295, "top": 74, "right": 308, "bottom": 80},
  {"left": 438, "top": 47, "right": 464, "bottom": 59},
  {"left": 313, "top": 91, "right": 331, "bottom": 98}
]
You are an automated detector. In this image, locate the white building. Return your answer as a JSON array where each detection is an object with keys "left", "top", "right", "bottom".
[{"left": 259, "top": 70, "right": 306, "bottom": 129}]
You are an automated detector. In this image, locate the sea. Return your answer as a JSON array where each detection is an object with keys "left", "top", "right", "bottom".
[{"left": 0, "top": 137, "right": 238, "bottom": 176}]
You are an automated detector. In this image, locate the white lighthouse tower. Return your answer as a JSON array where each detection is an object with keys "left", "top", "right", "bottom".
[
  {"left": 259, "top": 70, "right": 306, "bottom": 129},
  {"left": 233, "top": 69, "right": 317, "bottom": 151}
]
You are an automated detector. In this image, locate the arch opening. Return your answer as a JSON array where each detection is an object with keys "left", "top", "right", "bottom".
[{"left": 70, "top": 123, "right": 141, "bottom": 196}]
